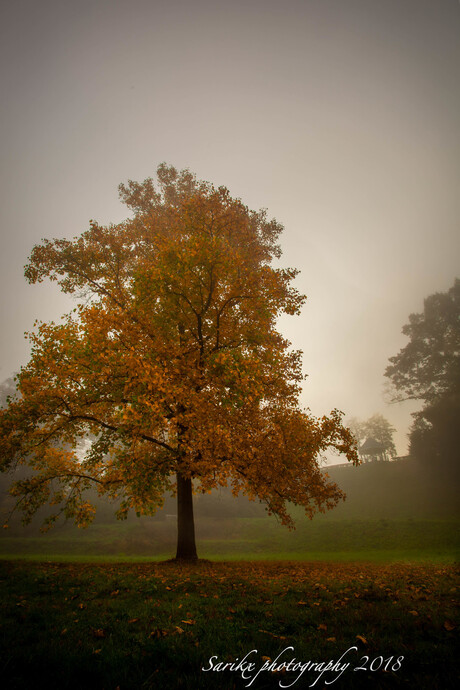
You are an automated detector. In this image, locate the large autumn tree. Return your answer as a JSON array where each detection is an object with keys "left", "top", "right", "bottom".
[{"left": 0, "top": 164, "right": 358, "bottom": 560}]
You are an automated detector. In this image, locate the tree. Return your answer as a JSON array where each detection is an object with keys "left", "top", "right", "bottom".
[
  {"left": 385, "top": 279, "right": 460, "bottom": 477},
  {"left": 408, "top": 394, "right": 459, "bottom": 475},
  {"left": 0, "top": 164, "right": 358, "bottom": 560},
  {"left": 347, "top": 417, "right": 368, "bottom": 447},
  {"left": 347, "top": 414, "right": 396, "bottom": 462}
]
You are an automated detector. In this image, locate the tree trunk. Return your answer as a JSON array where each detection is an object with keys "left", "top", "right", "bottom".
[{"left": 175, "top": 472, "right": 198, "bottom": 560}]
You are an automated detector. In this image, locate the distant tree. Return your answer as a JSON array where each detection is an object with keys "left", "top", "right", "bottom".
[
  {"left": 385, "top": 279, "right": 460, "bottom": 477},
  {"left": 362, "top": 414, "right": 396, "bottom": 459},
  {"left": 0, "top": 164, "right": 358, "bottom": 560},
  {"left": 346, "top": 417, "right": 367, "bottom": 447},
  {"left": 347, "top": 414, "right": 396, "bottom": 462},
  {"left": 408, "top": 395, "right": 459, "bottom": 474}
]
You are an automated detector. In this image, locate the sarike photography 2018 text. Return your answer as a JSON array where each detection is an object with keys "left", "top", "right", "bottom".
[{"left": 202, "top": 646, "right": 404, "bottom": 687}]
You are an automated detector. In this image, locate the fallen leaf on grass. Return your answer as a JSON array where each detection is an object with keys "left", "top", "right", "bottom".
[
  {"left": 150, "top": 629, "right": 168, "bottom": 638},
  {"left": 181, "top": 619, "right": 195, "bottom": 625},
  {"left": 444, "top": 620, "right": 456, "bottom": 631},
  {"left": 356, "top": 635, "right": 368, "bottom": 645},
  {"left": 92, "top": 629, "right": 105, "bottom": 638},
  {"left": 318, "top": 624, "right": 327, "bottom": 631},
  {"left": 258, "top": 630, "right": 286, "bottom": 640},
  {"left": 326, "top": 637, "right": 337, "bottom": 643},
  {"left": 175, "top": 626, "right": 184, "bottom": 634}
]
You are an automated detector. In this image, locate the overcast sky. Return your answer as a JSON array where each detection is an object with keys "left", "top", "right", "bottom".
[{"left": 1, "top": 0, "right": 459, "bottom": 460}]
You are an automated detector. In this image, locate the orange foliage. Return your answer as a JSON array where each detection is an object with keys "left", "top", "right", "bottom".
[{"left": 0, "top": 164, "right": 358, "bottom": 530}]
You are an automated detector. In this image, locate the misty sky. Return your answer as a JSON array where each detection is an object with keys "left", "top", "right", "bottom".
[{"left": 0, "top": 0, "right": 459, "bottom": 460}]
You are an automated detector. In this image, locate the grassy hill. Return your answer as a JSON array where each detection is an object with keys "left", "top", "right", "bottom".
[{"left": 0, "top": 458, "right": 458, "bottom": 562}]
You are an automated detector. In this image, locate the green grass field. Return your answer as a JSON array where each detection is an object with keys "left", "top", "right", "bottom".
[
  {"left": 1, "top": 516, "right": 458, "bottom": 564},
  {"left": 0, "top": 559, "right": 458, "bottom": 689},
  {"left": 1, "top": 457, "right": 458, "bottom": 563},
  {"left": 0, "top": 460, "right": 458, "bottom": 688}
]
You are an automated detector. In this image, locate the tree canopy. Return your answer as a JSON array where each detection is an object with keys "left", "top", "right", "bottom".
[
  {"left": 385, "top": 279, "right": 460, "bottom": 405},
  {"left": 385, "top": 279, "right": 459, "bottom": 478},
  {"left": 0, "top": 164, "right": 358, "bottom": 558}
]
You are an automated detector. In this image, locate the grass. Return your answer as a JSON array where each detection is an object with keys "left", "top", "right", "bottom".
[
  {"left": 0, "top": 548, "right": 456, "bottom": 568},
  {"left": 0, "top": 559, "right": 458, "bottom": 689},
  {"left": 1, "top": 457, "right": 458, "bottom": 564},
  {"left": 1, "top": 517, "right": 458, "bottom": 564},
  {"left": 0, "top": 461, "right": 458, "bottom": 686}
]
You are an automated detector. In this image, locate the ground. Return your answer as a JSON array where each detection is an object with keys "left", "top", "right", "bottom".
[{"left": 0, "top": 559, "right": 458, "bottom": 689}]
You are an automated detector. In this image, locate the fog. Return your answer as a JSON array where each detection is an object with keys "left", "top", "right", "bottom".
[
  {"left": 1, "top": 0, "right": 459, "bottom": 462},
  {"left": 1, "top": 456, "right": 458, "bottom": 561}
]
